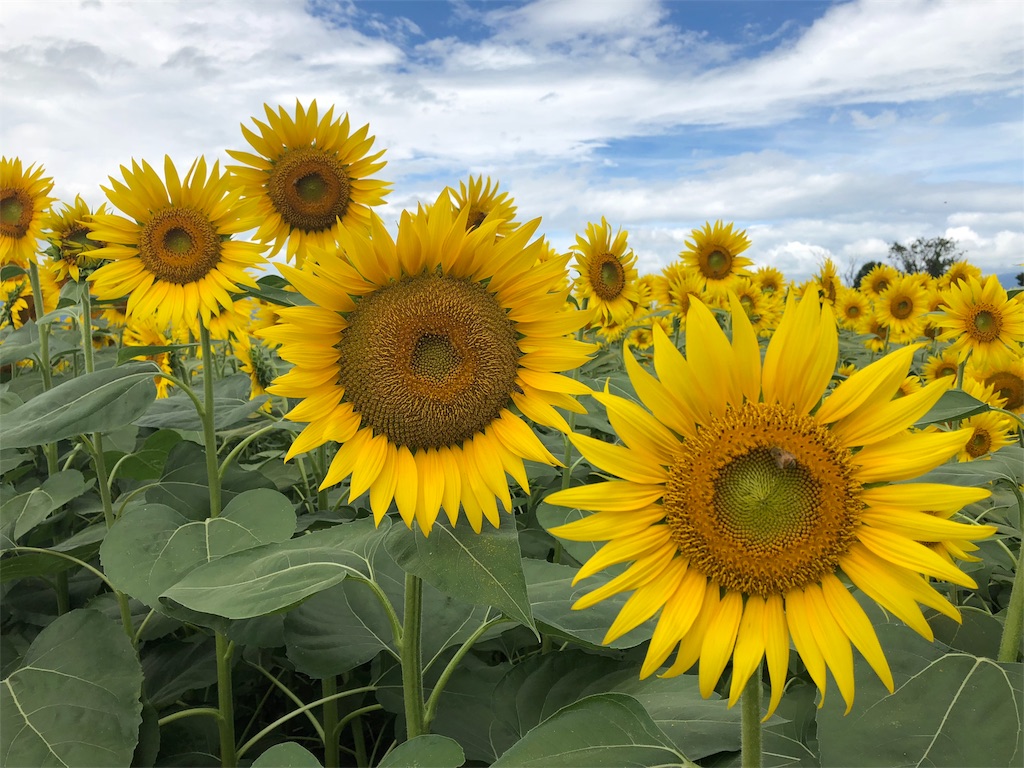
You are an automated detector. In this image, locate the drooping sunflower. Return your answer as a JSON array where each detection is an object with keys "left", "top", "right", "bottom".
[
  {"left": 680, "top": 220, "right": 752, "bottom": 298},
  {"left": 86, "top": 157, "right": 266, "bottom": 334},
  {"left": 0, "top": 269, "right": 58, "bottom": 330},
  {"left": 259, "top": 196, "right": 593, "bottom": 534},
  {"left": 571, "top": 217, "right": 640, "bottom": 325},
  {"left": 544, "top": 292, "right": 993, "bottom": 717},
  {"left": 227, "top": 100, "right": 390, "bottom": 264},
  {"left": 875, "top": 274, "right": 928, "bottom": 339},
  {"left": 813, "top": 259, "right": 842, "bottom": 305},
  {"left": 859, "top": 262, "right": 899, "bottom": 299},
  {"left": 1, "top": 157, "right": 55, "bottom": 267},
  {"left": 449, "top": 175, "right": 519, "bottom": 237},
  {"left": 936, "top": 275, "right": 1024, "bottom": 368},
  {"left": 43, "top": 195, "right": 107, "bottom": 284},
  {"left": 232, "top": 334, "right": 277, "bottom": 412}
]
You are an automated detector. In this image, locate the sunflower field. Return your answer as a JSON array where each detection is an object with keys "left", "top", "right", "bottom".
[{"left": 1, "top": 101, "right": 1022, "bottom": 768}]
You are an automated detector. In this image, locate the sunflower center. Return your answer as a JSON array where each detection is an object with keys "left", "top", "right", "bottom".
[
  {"left": 588, "top": 254, "right": 625, "bottom": 301},
  {"left": 0, "top": 189, "right": 32, "bottom": 238},
  {"left": 873, "top": 279, "right": 890, "bottom": 294},
  {"left": 267, "top": 147, "right": 352, "bottom": 233},
  {"left": 138, "top": 207, "right": 222, "bottom": 285},
  {"left": 893, "top": 298, "right": 914, "bottom": 319},
  {"left": 970, "top": 308, "right": 1000, "bottom": 341},
  {"left": 986, "top": 371, "right": 1023, "bottom": 411},
  {"left": 846, "top": 305, "right": 861, "bottom": 318},
  {"left": 704, "top": 249, "right": 732, "bottom": 279},
  {"left": 966, "top": 428, "right": 991, "bottom": 458},
  {"left": 335, "top": 273, "right": 521, "bottom": 451},
  {"left": 663, "top": 402, "right": 862, "bottom": 597},
  {"left": 465, "top": 207, "right": 488, "bottom": 231}
]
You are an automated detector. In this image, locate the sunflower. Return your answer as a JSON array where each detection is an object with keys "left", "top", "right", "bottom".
[
  {"left": 0, "top": 269, "right": 58, "bottom": 330},
  {"left": 43, "top": 195, "right": 108, "bottom": 284},
  {"left": 858, "top": 263, "right": 899, "bottom": 299},
  {"left": 875, "top": 274, "right": 928, "bottom": 339},
  {"left": 227, "top": 100, "right": 390, "bottom": 264},
  {"left": 1, "top": 157, "right": 55, "bottom": 267},
  {"left": 939, "top": 260, "right": 982, "bottom": 291},
  {"left": 544, "top": 292, "right": 993, "bottom": 717},
  {"left": 259, "top": 196, "right": 593, "bottom": 534},
  {"left": 449, "top": 175, "right": 519, "bottom": 237},
  {"left": 936, "top": 275, "right": 1024, "bottom": 368},
  {"left": 86, "top": 157, "right": 266, "bottom": 334},
  {"left": 956, "top": 406, "right": 1017, "bottom": 462},
  {"left": 753, "top": 265, "right": 786, "bottom": 297},
  {"left": 232, "top": 334, "right": 276, "bottom": 412},
  {"left": 680, "top": 220, "right": 752, "bottom": 297},
  {"left": 814, "top": 259, "right": 842, "bottom": 305},
  {"left": 123, "top": 317, "right": 175, "bottom": 399},
  {"left": 834, "top": 287, "right": 871, "bottom": 331},
  {"left": 570, "top": 217, "right": 640, "bottom": 325},
  {"left": 970, "top": 357, "right": 1024, "bottom": 415},
  {"left": 921, "top": 349, "right": 960, "bottom": 384},
  {"left": 654, "top": 262, "right": 705, "bottom": 326},
  {"left": 894, "top": 374, "right": 923, "bottom": 398}
]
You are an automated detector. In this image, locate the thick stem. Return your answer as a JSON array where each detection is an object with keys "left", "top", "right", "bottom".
[
  {"left": 215, "top": 633, "right": 237, "bottom": 768},
  {"left": 322, "top": 676, "right": 340, "bottom": 768},
  {"left": 740, "top": 665, "right": 763, "bottom": 768},
  {"left": 997, "top": 482, "right": 1024, "bottom": 663},
  {"left": 401, "top": 573, "right": 427, "bottom": 740},
  {"left": 199, "top": 324, "right": 223, "bottom": 518},
  {"left": 27, "top": 263, "right": 58, "bottom": 474}
]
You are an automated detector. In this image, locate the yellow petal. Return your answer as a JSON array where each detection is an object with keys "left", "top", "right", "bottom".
[
  {"left": 859, "top": 483, "right": 991, "bottom": 515},
  {"left": 728, "top": 293, "right": 762, "bottom": 404},
  {"left": 819, "top": 572, "right": 893, "bottom": 694},
  {"left": 603, "top": 557, "right": 687, "bottom": 644},
  {"left": 348, "top": 432, "right": 388, "bottom": 501},
  {"left": 573, "top": 542, "right": 677, "bottom": 610},
  {"left": 853, "top": 428, "right": 975, "bottom": 482},
  {"left": 832, "top": 377, "right": 952, "bottom": 447},
  {"left": 762, "top": 594, "right": 790, "bottom": 720},
  {"left": 592, "top": 389, "right": 680, "bottom": 466},
  {"left": 861, "top": 510, "right": 997, "bottom": 543},
  {"left": 414, "top": 449, "right": 444, "bottom": 536},
  {"left": 785, "top": 588, "right": 828, "bottom": 705},
  {"left": 804, "top": 583, "right": 855, "bottom": 714},
  {"left": 545, "top": 481, "right": 664, "bottom": 512},
  {"left": 699, "top": 590, "right": 744, "bottom": 698},
  {"left": 640, "top": 566, "right": 706, "bottom": 679},
  {"left": 393, "top": 447, "right": 418, "bottom": 528},
  {"left": 661, "top": 581, "right": 719, "bottom": 678},
  {"left": 728, "top": 595, "right": 766, "bottom": 707},
  {"left": 856, "top": 526, "right": 978, "bottom": 588},
  {"left": 816, "top": 344, "right": 919, "bottom": 424},
  {"left": 573, "top": 524, "right": 674, "bottom": 584},
  {"left": 369, "top": 442, "right": 398, "bottom": 525},
  {"left": 569, "top": 433, "right": 669, "bottom": 484}
]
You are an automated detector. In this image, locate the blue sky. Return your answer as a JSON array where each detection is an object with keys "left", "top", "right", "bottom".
[{"left": 2, "top": 0, "right": 1022, "bottom": 282}]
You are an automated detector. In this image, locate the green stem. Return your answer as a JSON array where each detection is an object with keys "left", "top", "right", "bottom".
[
  {"left": 199, "top": 325, "right": 222, "bottom": 519},
  {"left": 215, "top": 633, "right": 236, "bottom": 768},
  {"left": 334, "top": 705, "right": 383, "bottom": 762},
  {"left": 740, "top": 665, "right": 763, "bottom": 768},
  {"left": 401, "top": 573, "right": 427, "bottom": 740},
  {"left": 28, "top": 263, "right": 58, "bottom": 475},
  {"left": 322, "top": 676, "right": 340, "bottom": 768},
  {"left": 247, "top": 662, "right": 323, "bottom": 739},
  {"left": 7, "top": 546, "right": 116, "bottom": 591},
  {"left": 235, "top": 686, "right": 378, "bottom": 760},
  {"left": 218, "top": 424, "right": 280, "bottom": 480},
  {"left": 423, "top": 615, "right": 507, "bottom": 729},
  {"left": 997, "top": 481, "right": 1024, "bottom": 663},
  {"left": 157, "top": 707, "right": 224, "bottom": 727},
  {"left": 317, "top": 444, "right": 329, "bottom": 511}
]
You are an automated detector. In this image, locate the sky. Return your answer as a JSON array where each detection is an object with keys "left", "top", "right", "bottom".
[{"left": 2, "top": 0, "right": 1022, "bottom": 284}]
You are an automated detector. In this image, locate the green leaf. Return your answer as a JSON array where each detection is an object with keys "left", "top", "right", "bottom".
[
  {"left": 534, "top": 501, "right": 602, "bottom": 565},
  {"left": 377, "top": 735, "right": 465, "bottom": 768},
  {"left": 385, "top": 517, "right": 536, "bottom": 633},
  {"left": 0, "top": 469, "right": 90, "bottom": 544},
  {"left": 142, "top": 637, "right": 218, "bottom": 708},
  {"left": 2, "top": 361, "right": 159, "bottom": 448},
  {"left": 816, "top": 622, "right": 1020, "bottom": 767},
  {"left": 914, "top": 389, "right": 990, "bottom": 427},
  {"left": 100, "top": 489, "right": 297, "bottom": 609},
  {"left": 161, "top": 516, "right": 390, "bottom": 619},
  {"left": 912, "top": 444, "right": 1024, "bottom": 487},
  {"left": 235, "top": 275, "right": 313, "bottom": 307},
  {"left": 1, "top": 609, "right": 144, "bottom": 767},
  {"left": 113, "top": 429, "right": 183, "bottom": 481},
  {"left": 524, "top": 558, "right": 654, "bottom": 649},
  {"left": 489, "top": 649, "right": 738, "bottom": 761},
  {"left": 135, "top": 390, "right": 269, "bottom": 431},
  {"left": 116, "top": 342, "right": 198, "bottom": 365},
  {"left": 491, "top": 693, "right": 683, "bottom": 767},
  {"left": 251, "top": 742, "right": 324, "bottom": 767}
]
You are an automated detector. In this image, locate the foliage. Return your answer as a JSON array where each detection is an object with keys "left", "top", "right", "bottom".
[{"left": 886, "top": 236, "right": 964, "bottom": 277}]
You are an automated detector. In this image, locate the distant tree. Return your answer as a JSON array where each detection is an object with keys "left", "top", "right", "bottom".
[
  {"left": 886, "top": 237, "right": 964, "bottom": 277},
  {"left": 1017, "top": 272, "right": 1024, "bottom": 287},
  {"left": 853, "top": 260, "right": 883, "bottom": 287}
]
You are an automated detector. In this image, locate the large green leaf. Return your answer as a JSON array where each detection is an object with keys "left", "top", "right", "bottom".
[
  {"left": 112, "top": 429, "right": 182, "bottom": 481},
  {"left": 134, "top": 373, "right": 268, "bottom": 430},
  {"left": 377, "top": 735, "right": 465, "bottom": 768},
  {"left": 100, "top": 488, "right": 297, "bottom": 609},
  {"left": 0, "top": 469, "right": 90, "bottom": 545},
  {"left": 161, "top": 516, "right": 390, "bottom": 619},
  {"left": 1, "top": 609, "right": 144, "bottom": 767},
  {"left": 284, "top": 541, "right": 489, "bottom": 678},
  {"left": 523, "top": 558, "right": 654, "bottom": 649},
  {"left": 488, "top": 649, "right": 738, "bottom": 761},
  {"left": 0, "top": 321, "right": 80, "bottom": 367},
  {"left": 913, "top": 389, "right": 990, "bottom": 427},
  {"left": 385, "top": 517, "right": 535, "bottom": 633},
  {"left": 2, "top": 361, "right": 159, "bottom": 448},
  {"left": 818, "top": 649, "right": 1023, "bottom": 767},
  {"left": 490, "top": 693, "right": 685, "bottom": 767},
  {"left": 251, "top": 742, "right": 323, "bottom": 767}
]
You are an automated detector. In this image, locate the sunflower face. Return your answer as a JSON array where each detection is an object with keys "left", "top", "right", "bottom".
[
  {"left": 260, "top": 195, "right": 592, "bottom": 534},
  {"left": 43, "top": 195, "right": 107, "bottom": 283},
  {"left": 1, "top": 157, "right": 55, "bottom": 267},
  {"left": 227, "top": 101, "right": 390, "bottom": 263},
  {"left": 937, "top": 275, "right": 1024, "bottom": 368},
  {"left": 335, "top": 273, "right": 520, "bottom": 451},
  {"left": 571, "top": 217, "right": 640, "bottom": 324},
  {"left": 680, "top": 220, "right": 752, "bottom": 296},
  {"left": 450, "top": 176, "right": 518, "bottom": 236},
  {"left": 545, "top": 292, "right": 994, "bottom": 716},
  {"left": 87, "top": 156, "right": 266, "bottom": 333}
]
